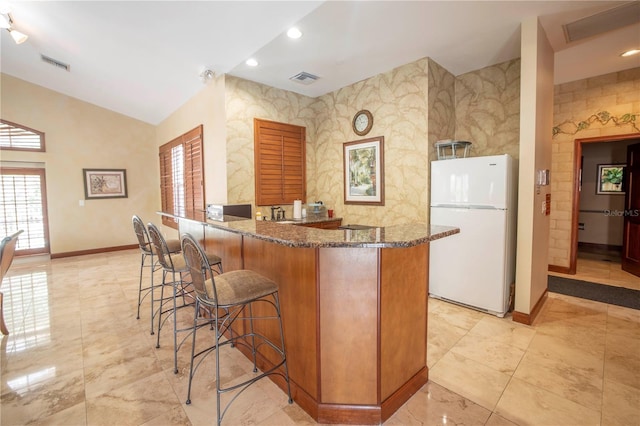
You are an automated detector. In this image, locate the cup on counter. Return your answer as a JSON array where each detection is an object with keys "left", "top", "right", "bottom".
[{"left": 328, "top": 209, "right": 334, "bottom": 218}]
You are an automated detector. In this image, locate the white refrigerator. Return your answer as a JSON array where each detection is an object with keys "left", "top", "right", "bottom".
[{"left": 429, "top": 154, "right": 516, "bottom": 317}]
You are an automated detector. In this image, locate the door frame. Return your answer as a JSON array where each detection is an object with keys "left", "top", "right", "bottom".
[{"left": 569, "top": 132, "right": 640, "bottom": 274}]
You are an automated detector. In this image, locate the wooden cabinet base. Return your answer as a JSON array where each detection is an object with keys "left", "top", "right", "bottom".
[
  {"left": 316, "top": 367, "right": 428, "bottom": 424},
  {"left": 179, "top": 221, "right": 431, "bottom": 425},
  {"left": 234, "top": 338, "right": 428, "bottom": 424}
]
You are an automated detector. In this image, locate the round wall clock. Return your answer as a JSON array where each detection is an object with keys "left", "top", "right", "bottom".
[{"left": 352, "top": 109, "right": 373, "bottom": 136}]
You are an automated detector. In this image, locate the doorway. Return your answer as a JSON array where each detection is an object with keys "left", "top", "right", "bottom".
[
  {"left": 0, "top": 167, "right": 51, "bottom": 256},
  {"left": 568, "top": 133, "right": 640, "bottom": 290}
]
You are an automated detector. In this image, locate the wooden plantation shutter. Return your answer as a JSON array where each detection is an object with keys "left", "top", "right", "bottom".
[
  {"left": 0, "top": 119, "right": 45, "bottom": 152},
  {"left": 254, "top": 119, "right": 306, "bottom": 206},
  {"left": 0, "top": 167, "right": 50, "bottom": 255},
  {"left": 159, "top": 125, "right": 204, "bottom": 229},
  {"left": 183, "top": 128, "right": 204, "bottom": 218}
]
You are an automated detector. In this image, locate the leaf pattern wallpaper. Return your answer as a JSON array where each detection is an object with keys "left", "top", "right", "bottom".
[{"left": 223, "top": 57, "right": 524, "bottom": 226}]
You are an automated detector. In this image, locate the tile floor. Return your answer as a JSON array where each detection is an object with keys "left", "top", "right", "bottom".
[{"left": 1, "top": 249, "right": 639, "bottom": 425}]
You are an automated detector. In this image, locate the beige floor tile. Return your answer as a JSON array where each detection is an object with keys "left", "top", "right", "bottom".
[
  {"left": 467, "top": 315, "right": 536, "bottom": 351},
  {"left": 3, "top": 250, "right": 638, "bottom": 426},
  {"left": 526, "top": 332, "right": 605, "bottom": 374},
  {"left": 85, "top": 371, "right": 180, "bottom": 426},
  {"left": 183, "top": 371, "right": 287, "bottom": 426},
  {"left": 485, "top": 412, "right": 519, "bottom": 426},
  {"left": 450, "top": 332, "right": 526, "bottom": 374},
  {"left": 428, "top": 298, "right": 486, "bottom": 331},
  {"left": 604, "top": 332, "right": 640, "bottom": 390},
  {"left": 550, "top": 257, "right": 640, "bottom": 290},
  {"left": 140, "top": 405, "right": 191, "bottom": 426},
  {"left": 429, "top": 351, "right": 512, "bottom": 411},
  {"left": 495, "top": 377, "right": 601, "bottom": 426},
  {"left": 1, "top": 369, "right": 86, "bottom": 425},
  {"left": 601, "top": 378, "right": 640, "bottom": 426},
  {"left": 258, "top": 402, "right": 316, "bottom": 425},
  {"left": 607, "top": 304, "right": 640, "bottom": 339},
  {"left": 32, "top": 402, "right": 88, "bottom": 426},
  {"left": 385, "top": 381, "right": 491, "bottom": 425},
  {"left": 426, "top": 311, "right": 468, "bottom": 368},
  {"left": 83, "top": 350, "right": 164, "bottom": 398},
  {"left": 513, "top": 350, "right": 603, "bottom": 409}
]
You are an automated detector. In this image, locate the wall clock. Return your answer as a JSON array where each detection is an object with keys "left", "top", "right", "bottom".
[{"left": 352, "top": 109, "right": 373, "bottom": 136}]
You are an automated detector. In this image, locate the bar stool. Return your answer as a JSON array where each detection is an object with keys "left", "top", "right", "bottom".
[
  {"left": 147, "top": 223, "right": 222, "bottom": 374},
  {"left": 180, "top": 233, "right": 292, "bottom": 425},
  {"left": 132, "top": 215, "right": 181, "bottom": 335}
]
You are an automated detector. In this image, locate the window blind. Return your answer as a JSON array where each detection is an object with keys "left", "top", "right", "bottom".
[{"left": 0, "top": 120, "right": 45, "bottom": 152}]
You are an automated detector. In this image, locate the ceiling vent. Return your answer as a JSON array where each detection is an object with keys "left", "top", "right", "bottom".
[
  {"left": 289, "top": 71, "right": 319, "bottom": 85},
  {"left": 563, "top": 2, "right": 640, "bottom": 43},
  {"left": 41, "top": 54, "right": 70, "bottom": 72}
]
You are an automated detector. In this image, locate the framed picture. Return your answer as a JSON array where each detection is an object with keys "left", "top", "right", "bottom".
[
  {"left": 596, "top": 164, "right": 625, "bottom": 195},
  {"left": 83, "top": 169, "right": 128, "bottom": 199},
  {"left": 344, "top": 136, "right": 384, "bottom": 205}
]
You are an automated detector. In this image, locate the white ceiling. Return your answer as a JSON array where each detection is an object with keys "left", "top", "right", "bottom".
[{"left": 1, "top": 1, "right": 639, "bottom": 125}]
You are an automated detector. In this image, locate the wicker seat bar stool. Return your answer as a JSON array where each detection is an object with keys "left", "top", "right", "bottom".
[
  {"left": 132, "top": 215, "right": 181, "bottom": 335},
  {"left": 180, "top": 233, "right": 292, "bottom": 425},
  {"left": 147, "top": 223, "right": 223, "bottom": 374}
]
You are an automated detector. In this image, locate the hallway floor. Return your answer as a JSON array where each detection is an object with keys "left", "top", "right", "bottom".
[
  {"left": 1, "top": 250, "right": 639, "bottom": 425},
  {"left": 549, "top": 254, "right": 640, "bottom": 291}
]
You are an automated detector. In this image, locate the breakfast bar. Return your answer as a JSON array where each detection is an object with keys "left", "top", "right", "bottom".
[{"left": 162, "top": 212, "right": 458, "bottom": 424}]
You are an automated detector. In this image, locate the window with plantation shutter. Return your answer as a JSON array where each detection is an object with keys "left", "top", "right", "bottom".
[
  {"left": 254, "top": 118, "right": 306, "bottom": 206},
  {"left": 159, "top": 125, "right": 204, "bottom": 229},
  {"left": 0, "top": 167, "right": 50, "bottom": 255},
  {"left": 0, "top": 120, "right": 45, "bottom": 152}
]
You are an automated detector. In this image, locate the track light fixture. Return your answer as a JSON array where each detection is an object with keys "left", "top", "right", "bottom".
[{"left": 1, "top": 12, "right": 28, "bottom": 44}]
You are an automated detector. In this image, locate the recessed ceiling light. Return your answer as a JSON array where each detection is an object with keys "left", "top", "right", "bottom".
[
  {"left": 621, "top": 49, "right": 640, "bottom": 57},
  {"left": 287, "top": 27, "right": 302, "bottom": 39},
  {"left": 246, "top": 58, "right": 258, "bottom": 67}
]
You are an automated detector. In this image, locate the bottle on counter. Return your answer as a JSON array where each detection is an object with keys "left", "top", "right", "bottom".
[{"left": 256, "top": 211, "right": 262, "bottom": 220}]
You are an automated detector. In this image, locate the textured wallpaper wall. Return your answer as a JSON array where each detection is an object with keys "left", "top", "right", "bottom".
[
  {"left": 224, "top": 58, "right": 522, "bottom": 226},
  {"left": 549, "top": 68, "right": 640, "bottom": 268},
  {"left": 225, "top": 76, "right": 317, "bottom": 214},
  {"left": 313, "top": 58, "right": 430, "bottom": 226},
  {"left": 427, "top": 59, "right": 456, "bottom": 164},
  {"left": 455, "top": 58, "right": 521, "bottom": 159}
]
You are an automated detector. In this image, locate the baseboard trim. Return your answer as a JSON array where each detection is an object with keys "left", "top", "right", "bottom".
[
  {"left": 548, "top": 264, "right": 571, "bottom": 274},
  {"left": 512, "top": 289, "right": 548, "bottom": 325},
  {"left": 51, "top": 244, "right": 137, "bottom": 259},
  {"left": 578, "top": 242, "right": 622, "bottom": 252}
]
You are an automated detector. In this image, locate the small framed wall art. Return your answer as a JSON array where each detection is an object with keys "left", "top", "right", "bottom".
[
  {"left": 596, "top": 164, "right": 625, "bottom": 195},
  {"left": 343, "top": 136, "right": 384, "bottom": 205},
  {"left": 83, "top": 168, "right": 128, "bottom": 199}
]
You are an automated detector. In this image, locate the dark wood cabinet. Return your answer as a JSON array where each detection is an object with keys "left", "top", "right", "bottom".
[{"left": 300, "top": 219, "right": 342, "bottom": 230}]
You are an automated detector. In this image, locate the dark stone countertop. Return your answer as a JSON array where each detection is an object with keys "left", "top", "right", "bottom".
[{"left": 159, "top": 211, "right": 459, "bottom": 249}]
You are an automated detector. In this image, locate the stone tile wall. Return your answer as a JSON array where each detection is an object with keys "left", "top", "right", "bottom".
[{"left": 549, "top": 68, "right": 640, "bottom": 268}]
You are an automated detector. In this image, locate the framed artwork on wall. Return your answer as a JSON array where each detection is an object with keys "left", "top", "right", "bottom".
[
  {"left": 83, "top": 169, "right": 128, "bottom": 199},
  {"left": 596, "top": 164, "right": 625, "bottom": 195},
  {"left": 343, "top": 136, "right": 384, "bottom": 205}
]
